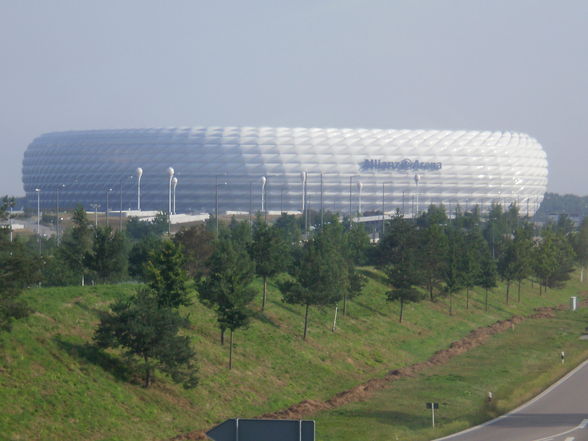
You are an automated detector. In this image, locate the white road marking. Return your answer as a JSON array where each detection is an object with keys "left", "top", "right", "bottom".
[{"left": 533, "top": 420, "right": 588, "bottom": 441}]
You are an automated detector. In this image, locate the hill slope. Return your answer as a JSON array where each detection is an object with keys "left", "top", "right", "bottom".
[{"left": 0, "top": 272, "right": 585, "bottom": 441}]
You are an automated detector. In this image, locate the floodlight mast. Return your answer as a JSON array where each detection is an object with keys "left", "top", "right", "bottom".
[
  {"left": 167, "top": 167, "right": 175, "bottom": 216},
  {"left": 136, "top": 167, "right": 143, "bottom": 211},
  {"left": 172, "top": 177, "right": 178, "bottom": 215},
  {"left": 261, "top": 176, "right": 267, "bottom": 219}
]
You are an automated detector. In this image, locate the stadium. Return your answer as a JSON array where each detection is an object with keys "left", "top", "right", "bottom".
[{"left": 22, "top": 127, "right": 548, "bottom": 217}]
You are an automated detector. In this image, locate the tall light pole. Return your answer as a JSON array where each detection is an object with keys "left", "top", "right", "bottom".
[
  {"left": 56, "top": 184, "right": 65, "bottom": 245},
  {"left": 90, "top": 203, "right": 100, "bottom": 227},
  {"left": 105, "top": 188, "right": 112, "bottom": 226},
  {"left": 382, "top": 182, "right": 386, "bottom": 235},
  {"left": 357, "top": 181, "right": 363, "bottom": 220},
  {"left": 414, "top": 174, "right": 421, "bottom": 217},
  {"left": 280, "top": 185, "right": 285, "bottom": 214},
  {"left": 136, "top": 167, "right": 143, "bottom": 211},
  {"left": 35, "top": 188, "right": 41, "bottom": 236},
  {"left": 249, "top": 181, "right": 253, "bottom": 224},
  {"left": 172, "top": 177, "right": 178, "bottom": 215},
  {"left": 300, "top": 171, "right": 307, "bottom": 213},
  {"left": 320, "top": 172, "right": 324, "bottom": 229},
  {"left": 167, "top": 167, "right": 174, "bottom": 216},
  {"left": 261, "top": 176, "right": 267, "bottom": 221}
]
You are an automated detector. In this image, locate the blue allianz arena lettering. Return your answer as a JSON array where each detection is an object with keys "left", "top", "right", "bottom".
[{"left": 360, "top": 159, "right": 443, "bottom": 172}]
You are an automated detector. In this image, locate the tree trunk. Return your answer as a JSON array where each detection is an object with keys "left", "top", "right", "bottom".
[
  {"left": 429, "top": 280, "right": 434, "bottom": 302},
  {"left": 220, "top": 327, "right": 225, "bottom": 345},
  {"left": 505, "top": 281, "right": 510, "bottom": 304},
  {"left": 303, "top": 303, "right": 310, "bottom": 341},
  {"left": 343, "top": 294, "right": 347, "bottom": 316},
  {"left": 485, "top": 288, "right": 489, "bottom": 312},
  {"left": 399, "top": 298, "right": 404, "bottom": 323},
  {"left": 517, "top": 280, "right": 521, "bottom": 303},
  {"left": 466, "top": 287, "right": 470, "bottom": 310},
  {"left": 229, "top": 329, "right": 234, "bottom": 370},
  {"left": 581, "top": 266, "right": 584, "bottom": 282},
  {"left": 449, "top": 291, "right": 453, "bottom": 316}
]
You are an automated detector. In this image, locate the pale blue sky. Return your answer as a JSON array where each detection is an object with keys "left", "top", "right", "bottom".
[{"left": 1, "top": 0, "right": 587, "bottom": 195}]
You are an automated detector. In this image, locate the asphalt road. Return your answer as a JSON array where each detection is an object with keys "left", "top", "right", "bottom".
[{"left": 434, "top": 359, "right": 588, "bottom": 441}]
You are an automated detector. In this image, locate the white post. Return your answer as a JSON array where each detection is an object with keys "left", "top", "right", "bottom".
[
  {"left": 136, "top": 167, "right": 143, "bottom": 211},
  {"left": 332, "top": 304, "right": 338, "bottom": 332},
  {"left": 172, "top": 177, "right": 178, "bottom": 215},
  {"left": 432, "top": 405, "right": 435, "bottom": 428},
  {"left": 167, "top": 167, "right": 174, "bottom": 215}
]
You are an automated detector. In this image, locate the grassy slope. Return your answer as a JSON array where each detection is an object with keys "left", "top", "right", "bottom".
[
  {"left": 315, "top": 307, "right": 588, "bottom": 441},
  {"left": 0, "top": 272, "right": 585, "bottom": 441}
]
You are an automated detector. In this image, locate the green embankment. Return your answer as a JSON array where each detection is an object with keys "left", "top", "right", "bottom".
[{"left": 0, "top": 272, "right": 586, "bottom": 441}]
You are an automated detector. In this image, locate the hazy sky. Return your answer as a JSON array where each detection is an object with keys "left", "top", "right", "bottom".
[{"left": 1, "top": 0, "right": 587, "bottom": 196}]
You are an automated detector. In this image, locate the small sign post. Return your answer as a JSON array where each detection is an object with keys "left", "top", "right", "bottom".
[{"left": 426, "top": 402, "right": 439, "bottom": 428}]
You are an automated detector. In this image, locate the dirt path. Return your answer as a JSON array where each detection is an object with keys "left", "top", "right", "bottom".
[{"left": 170, "top": 300, "right": 583, "bottom": 440}]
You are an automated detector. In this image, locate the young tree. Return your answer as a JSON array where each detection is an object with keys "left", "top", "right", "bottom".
[
  {"left": 442, "top": 225, "right": 466, "bottom": 315},
  {"left": 380, "top": 215, "right": 422, "bottom": 321},
  {"left": 249, "top": 220, "right": 289, "bottom": 311},
  {"left": 273, "top": 213, "right": 302, "bottom": 245},
  {"left": 128, "top": 234, "right": 165, "bottom": 281},
  {"left": 280, "top": 224, "right": 347, "bottom": 340},
  {"left": 573, "top": 217, "right": 588, "bottom": 282},
  {"left": 198, "top": 238, "right": 256, "bottom": 368},
  {"left": 477, "top": 243, "right": 498, "bottom": 312},
  {"left": 461, "top": 229, "right": 485, "bottom": 309},
  {"left": 94, "top": 287, "right": 197, "bottom": 388},
  {"left": 0, "top": 198, "right": 39, "bottom": 331},
  {"left": 144, "top": 240, "right": 190, "bottom": 309},
  {"left": 418, "top": 223, "right": 448, "bottom": 301},
  {"left": 497, "top": 239, "right": 517, "bottom": 304},
  {"left": 59, "top": 205, "right": 93, "bottom": 285},
  {"left": 173, "top": 224, "right": 215, "bottom": 278},
  {"left": 84, "top": 225, "right": 128, "bottom": 283}
]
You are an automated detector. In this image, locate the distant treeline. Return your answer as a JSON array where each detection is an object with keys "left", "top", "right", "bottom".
[{"left": 535, "top": 192, "right": 588, "bottom": 221}]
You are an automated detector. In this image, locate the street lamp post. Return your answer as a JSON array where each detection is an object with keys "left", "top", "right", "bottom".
[
  {"left": 249, "top": 181, "right": 253, "bottom": 224},
  {"left": 280, "top": 185, "right": 285, "bottom": 214},
  {"left": 90, "top": 203, "right": 100, "bottom": 227},
  {"left": 136, "top": 167, "right": 143, "bottom": 211},
  {"left": 105, "top": 188, "right": 112, "bottom": 226},
  {"left": 214, "top": 175, "right": 227, "bottom": 235},
  {"left": 261, "top": 176, "right": 267, "bottom": 221},
  {"left": 320, "top": 172, "right": 324, "bottom": 229},
  {"left": 167, "top": 167, "right": 175, "bottom": 216},
  {"left": 300, "top": 171, "right": 307, "bottom": 213},
  {"left": 172, "top": 177, "right": 178, "bottom": 215},
  {"left": 414, "top": 174, "right": 421, "bottom": 217},
  {"left": 357, "top": 181, "right": 363, "bottom": 220},
  {"left": 35, "top": 188, "right": 41, "bottom": 236},
  {"left": 56, "top": 184, "right": 65, "bottom": 245},
  {"left": 382, "top": 182, "right": 386, "bottom": 235}
]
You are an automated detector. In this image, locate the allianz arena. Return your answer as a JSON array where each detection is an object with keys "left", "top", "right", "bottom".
[{"left": 22, "top": 127, "right": 548, "bottom": 216}]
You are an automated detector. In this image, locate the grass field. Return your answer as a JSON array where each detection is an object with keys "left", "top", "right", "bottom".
[
  {"left": 314, "top": 307, "right": 588, "bottom": 441},
  {"left": 0, "top": 271, "right": 586, "bottom": 441}
]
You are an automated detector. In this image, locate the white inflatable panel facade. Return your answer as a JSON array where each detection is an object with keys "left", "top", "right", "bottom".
[{"left": 22, "top": 127, "right": 548, "bottom": 216}]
